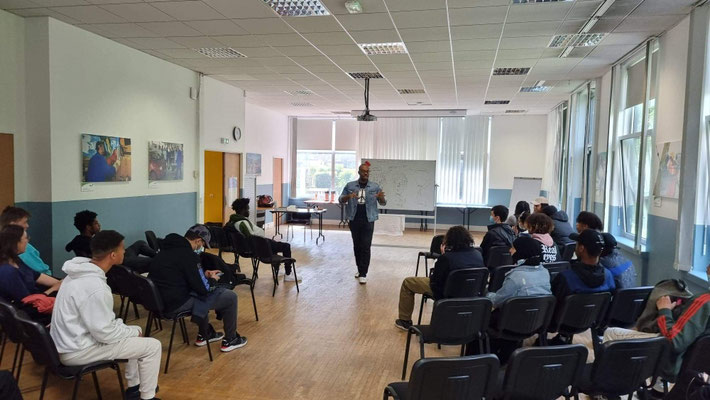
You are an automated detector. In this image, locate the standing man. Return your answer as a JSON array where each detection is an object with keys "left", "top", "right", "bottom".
[{"left": 339, "top": 161, "right": 386, "bottom": 284}]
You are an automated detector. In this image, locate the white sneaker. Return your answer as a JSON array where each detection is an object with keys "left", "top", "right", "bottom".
[
  {"left": 358, "top": 276, "right": 367, "bottom": 284},
  {"left": 354, "top": 273, "right": 360, "bottom": 279},
  {"left": 284, "top": 273, "right": 302, "bottom": 282}
]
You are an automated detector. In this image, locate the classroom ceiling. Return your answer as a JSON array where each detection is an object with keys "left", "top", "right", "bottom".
[{"left": 0, "top": 0, "right": 696, "bottom": 116}]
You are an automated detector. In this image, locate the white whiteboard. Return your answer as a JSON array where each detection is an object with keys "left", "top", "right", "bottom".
[
  {"left": 364, "top": 159, "right": 436, "bottom": 211},
  {"left": 509, "top": 177, "right": 543, "bottom": 211}
]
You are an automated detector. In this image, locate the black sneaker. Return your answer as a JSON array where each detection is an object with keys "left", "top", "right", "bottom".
[
  {"left": 221, "top": 335, "right": 247, "bottom": 352},
  {"left": 395, "top": 319, "right": 413, "bottom": 331},
  {"left": 195, "top": 330, "right": 224, "bottom": 347}
]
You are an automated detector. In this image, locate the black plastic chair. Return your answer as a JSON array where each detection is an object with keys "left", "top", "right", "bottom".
[
  {"left": 549, "top": 292, "right": 611, "bottom": 343},
  {"left": 500, "top": 344, "right": 588, "bottom": 400},
  {"left": 417, "top": 267, "right": 489, "bottom": 324},
  {"left": 129, "top": 272, "right": 213, "bottom": 374},
  {"left": 486, "top": 246, "right": 513, "bottom": 269},
  {"left": 106, "top": 265, "right": 140, "bottom": 321},
  {"left": 0, "top": 299, "right": 25, "bottom": 382},
  {"left": 205, "top": 225, "right": 233, "bottom": 259},
  {"left": 386, "top": 354, "right": 499, "bottom": 400},
  {"left": 15, "top": 314, "right": 125, "bottom": 400},
  {"left": 487, "top": 265, "right": 516, "bottom": 293},
  {"left": 561, "top": 242, "right": 576, "bottom": 261},
  {"left": 226, "top": 227, "right": 259, "bottom": 279},
  {"left": 542, "top": 261, "right": 570, "bottom": 282},
  {"left": 488, "top": 295, "right": 556, "bottom": 346},
  {"left": 403, "top": 297, "right": 492, "bottom": 379},
  {"left": 603, "top": 286, "right": 652, "bottom": 329},
  {"left": 577, "top": 337, "right": 670, "bottom": 399},
  {"left": 250, "top": 235, "right": 299, "bottom": 296},
  {"left": 144, "top": 230, "right": 161, "bottom": 252},
  {"left": 415, "top": 235, "right": 444, "bottom": 277}
]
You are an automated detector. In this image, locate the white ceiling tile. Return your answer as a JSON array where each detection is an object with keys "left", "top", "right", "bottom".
[
  {"left": 202, "top": 0, "right": 276, "bottom": 19},
  {"left": 86, "top": 0, "right": 146, "bottom": 4},
  {"left": 289, "top": 55, "right": 333, "bottom": 66},
  {"left": 391, "top": 9, "right": 448, "bottom": 29},
  {"left": 499, "top": 36, "right": 552, "bottom": 49},
  {"left": 586, "top": 44, "right": 637, "bottom": 62},
  {"left": 415, "top": 62, "right": 457, "bottom": 71},
  {"left": 558, "top": 19, "right": 586, "bottom": 34},
  {"left": 283, "top": 15, "right": 342, "bottom": 33},
  {"left": 256, "top": 33, "right": 310, "bottom": 46},
  {"left": 250, "top": 56, "right": 299, "bottom": 66},
  {"left": 335, "top": 13, "right": 393, "bottom": 31},
  {"left": 349, "top": 29, "right": 400, "bottom": 44},
  {"left": 450, "top": 6, "right": 507, "bottom": 26},
  {"left": 317, "top": 45, "right": 363, "bottom": 56},
  {"left": 568, "top": 1, "right": 603, "bottom": 19},
  {"left": 448, "top": 0, "right": 508, "bottom": 8},
  {"left": 233, "top": 46, "right": 281, "bottom": 57},
  {"left": 167, "top": 36, "right": 224, "bottom": 48},
  {"left": 400, "top": 27, "right": 449, "bottom": 42},
  {"left": 99, "top": 3, "right": 173, "bottom": 22},
  {"left": 214, "top": 34, "right": 269, "bottom": 47},
  {"left": 49, "top": 5, "right": 125, "bottom": 23},
  {"left": 452, "top": 38, "right": 500, "bottom": 51},
  {"left": 456, "top": 60, "right": 494, "bottom": 69},
  {"left": 138, "top": 21, "right": 203, "bottom": 36},
  {"left": 303, "top": 31, "right": 354, "bottom": 45},
  {"left": 369, "top": 54, "right": 412, "bottom": 64},
  {"left": 0, "top": 0, "right": 41, "bottom": 9},
  {"left": 89, "top": 23, "right": 159, "bottom": 37},
  {"left": 599, "top": 32, "right": 650, "bottom": 46},
  {"left": 271, "top": 45, "right": 322, "bottom": 57},
  {"left": 127, "top": 37, "right": 184, "bottom": 49},
  {"left": 30, "top": 0, "right": 88, "bottom": 6},
  {"left": 149, "top": 1, "right": 223, "bottom": 21},
  {"left": 503, "top": 21, "right": 561, "bottom": 37},
  {"left": 496, "top": 48, "right": 544, "bottom": 60},
  {"left": 451, "top": 24, "right": 503, "bottom": 40},
  {"left": 185, "top": 20, "right": 248, "bottom": 35},
  {"left": 406, "top": 40, "right": 451, "bottom": 53},
  {"left": 632, "top": 0, "right": 695, "bottom": 17},
  {"left": 614, "top": 15, "right": 684, "bottom": 33},
  {"left": 454, "top": 50, "right": 496, "bottom": 61},
  {"left": 385, "top": 0, "right": 443, "bottom": 12},
  {"left": 156, "top": 48, "right": 205, "bottom": 58},
  {"left": 507, "top": 2, "right": 573, "bottom": 23},
  {"left": 234, "top": 18, "right": 292, "bottom": 34},
  {"left": 410, "top": 52, "right": 450, "bottom": 63},
  {"left": 328, "top": 54, "right": 371, "bottom": 65},
  {"left": 377, "top": 63, "right": 416, "bottom": 72},
  {"left": 320, "top": 0, "right": 388, "bottom": 15},
  {"left": 8, "top": 7, "right": 80, "bottom": 23}
]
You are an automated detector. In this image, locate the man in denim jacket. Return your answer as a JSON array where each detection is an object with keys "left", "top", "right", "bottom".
[{"left": 339, "top": 162, "right": 386, "bottom": 284}]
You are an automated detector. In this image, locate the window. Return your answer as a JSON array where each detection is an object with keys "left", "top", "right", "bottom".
[{"left": 606, "top": 40, "right": 659, "bottom": 249}]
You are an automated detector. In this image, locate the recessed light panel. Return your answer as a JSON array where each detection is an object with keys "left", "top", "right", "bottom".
[
  {"left": 262, "top": 0, "right": 330, "bottom": 16},
  {"left": 398, "top": 89, "right": 426, "bottom": 94},
  {"left": 549, "top": 33, "right": 607, "bottom": 48},
  {"left": 485, "top": 100, "right": 510, "bottom": 105},
  {"left": 285, "top": 89, "right": 313, "bottom": 95},
  {"left": 359, "top": 42, "right": 408, "bottom": 55},
  {"left": 195, "top": 48, "right": 247, "bottom": 58},
  {"left": 348, "top": 72, "right": 383, "bottom": 79},
  {"left": 520, "top": 86, "right": 552, "bottom": 93},
  {"left": 291, "top": 102, "right": 314, "bottom": 107},
  {"left": 505, "top": 109, "right": 527, "bottom": 113},
  {"left": 492, "top": 67, "right": 530, "bottom": 76}
]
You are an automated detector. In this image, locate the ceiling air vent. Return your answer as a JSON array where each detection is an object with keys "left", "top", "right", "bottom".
[
  {"left": 398, "top": 89, "right": 426, "bottom": 95},
  {"left": 484, "top": 100, "right": 510, "bottom": 105},
  {"left": 285, "top": 89, "right": 313, "bottom": 95},
  {"left": 194, "top": 48, "right": 247, "bottom": 58},
  {"left": 549, "top": 33, "right": 607, "bottom": 48},
  {"left": 493, "top": 67, "right": 530, "bottom": 76},
  {"left": 262, "top": 0, "right": 330, "bottom": 16},
  {"left": 520, "top": 86, "right": 551, "bottom": 93},
  {"left": 348, "top": 72, "right": 383, "bottom": 79},
  {"left": 505, "top": 109, "right": 527, "bottom": 113},
  {"left": 359, "top": 42, "right": 408, "bottom": 55},
  {"left": 291, "top": 102, "right": 313, "bottom": 107}
]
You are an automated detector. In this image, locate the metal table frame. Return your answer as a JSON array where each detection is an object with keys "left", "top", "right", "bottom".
[{"left": 270, "top": 208, "right": 327, "bottom": 245}]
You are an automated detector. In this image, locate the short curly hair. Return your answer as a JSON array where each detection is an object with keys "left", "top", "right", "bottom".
[
  {"left": 73, "top": 210, "right": 97, "bottom": 232},
  {"left": 526, "top": 213, "right": 555, "bottom": 234},
  {"left": 444, "top": 225, "right": 474, "bottom": 251}
]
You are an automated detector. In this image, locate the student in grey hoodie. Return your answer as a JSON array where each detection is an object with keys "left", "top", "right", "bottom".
[
  {"left": 525, "top": 213, "right": 560, "bottom": 263},
  {"left": 51, "top": 231, "right": 161, "bottom": 400}
]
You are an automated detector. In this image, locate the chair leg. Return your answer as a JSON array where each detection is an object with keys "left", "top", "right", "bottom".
[
  {"left": 0, "top": 332, "right": 5, "bottom": 369},
  {"left": 132, "top": 302, "right": 140, "bottom": 320},
  {"left": 271, "top": 265, "right": 278, "bottom": 297},
  {"left": 204, "top": 329, "right": 214, "bottom": 362},
  {"left": 71, "top": 375, "right": 82, "bottom": 400},
  {"left": 11, "top": 342, "right": 20, "bottom": 375},
  {"left": 417, "top": 296, "right": 425, "bottom": 325},
  {"left": 164, "top": 319, "right": 179, "bottom": 374},
  {"left": 118, "top": 296, "right": 125, "bottom": 318},
  {"left": 424, "top": 257, "right": 428, "bottom": 277},
  {"left": 144, "top": 312, "right": 153, "bottom": 337},
  {"left": 419, "top": 340, "right": 425, "bottom": 360},
  {"left": 39, "top": 367, "right": 49, "bottom": 400},
  {"left": 15, "top": 346, "right": 24, "bottom": 384},
  {"left": 402, "top": 330, "right": 412, "bottom": 380},
  {"left": 92, "top": 371, "right": 103, "bottom": 400},
  {"left": 460, "top": 344, "right": 465, "bottom": 356},
  {"left": 415, "top": 255, "right": 421, "bottom": 276},
  {"left": 179, "top": 318, "right": 189, "bottom": 344},
  {"left": 250, "top": 285, "right": 259, "bottom": 321},
  {"left": 114, "top": 363, "right": 125, "bottom": 397},
  {"left": 292, "top": 263, "right": 300, "bottom": 293}
]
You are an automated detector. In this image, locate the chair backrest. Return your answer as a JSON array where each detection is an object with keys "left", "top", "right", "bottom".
[
  {"left": 407, "top": 354, "right": 500, "bottom": 400},
  {"left": 429, "top": 235, "right": 445, "bottom": 255},
  {"left": 224, "top": 226, "right": 254, "bottom": 258},
  {"left": 589, "top": 337, "right": 669, "bottom": 396},
  {"left": 549, "top": 292, "right": 611, "bottom": 335},
  {"left": 443, "top": 268, "right": 489, "bottom": 298},
  {"left": 429, "top": 297, "right": 492, "bottom": 344},
  {"left": 206, "top": 225, "right": 228, "bottom": 250},
  {"left": 502, "top": 344, "right": 588, "bottom": 400},
  {"left": 487, "top": 265, "right": 516, "bottom": 293},
  {"left": 145, "top": 230, "right": 160, "bottom": 252},
  {"left": 542, "top": 261, "right": 570, "bottom": 282},
  {"left": 15, "top": 314, "right": 62, "bottom": 372},
  {"left": 106, "top": 264, "right": 138, "bottom": 299},
  {"left": 561, "top": 242, "right": 576, "bottom": 261},
  {"left": 491, "top": 295, "right": 556, "bottom": 341},
  {"left": 0, "top": 298, "right": 25, "bottom": 343},
  {"left": 603, "top": 286, "right": 653, "bottom": 329},
  {"left": 249, "top": 235, "right": 274, "bottom": 262},
  {"left": 487, "top": 246, "right": 513, "bottom": 269},
  {"left": 127, "top": 272, "right": 165, "bottom": 315},
  {"left": 678, "top": 334, "right": 710, "bottom": 376}
]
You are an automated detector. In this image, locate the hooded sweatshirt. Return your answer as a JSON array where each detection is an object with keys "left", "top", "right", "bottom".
[
  {"left": 543, "top": 207, "right": 576, "bottom": 249},
  {"left": 531, "top": 233, "right": 560, "bottom": 263},
  {"left": 551, "top": 261, "right": 615, "bottom": 305},
  {"left": 50, "top": 257, "right": 140, "bottom": 353},
  {"left": 480, "top": 223, "right": 516, "bottom": 264},
  {"left": 65, "top": 235, "right": 92, "bottom": 257},
  {"left": 228, "top": 213, "right": 265, "bottom": 238}
]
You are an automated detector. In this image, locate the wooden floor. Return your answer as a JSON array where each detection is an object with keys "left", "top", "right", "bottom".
[{"left": 7, "top": 227, "right": 487, "bottom": 400}]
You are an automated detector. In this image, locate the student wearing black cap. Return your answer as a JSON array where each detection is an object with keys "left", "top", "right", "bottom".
[
  {"left": 551, "top": 229, "right": 615, "bottom": 305},
  {"left": 599, "top": 232, "right": 637, "bottom": 289},
  {"left": 487, "top": 236, "right": 551, "bottom": 308}
]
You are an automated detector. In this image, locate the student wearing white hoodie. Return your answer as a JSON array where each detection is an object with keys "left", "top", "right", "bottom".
[{"left": 50, "top": 230, "right": 161, "bottom": 400}]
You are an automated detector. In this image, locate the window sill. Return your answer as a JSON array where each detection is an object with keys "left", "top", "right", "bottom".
[{"left": 616, "top": 235, "right": 647, "bottom": 254}]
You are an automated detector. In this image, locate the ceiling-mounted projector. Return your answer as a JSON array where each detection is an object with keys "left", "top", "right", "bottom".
[{"left": 357, "top": 77, "right": 377, "bottom": 122}]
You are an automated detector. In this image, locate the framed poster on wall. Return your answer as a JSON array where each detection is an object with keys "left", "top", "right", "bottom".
[
  {"left": 246, "top": 153, "right": 262, "bottom": 176},
  {"left": 81, "top": 134, "right": 131, "bottom": 182},
  {"left": 148, "top": 141, "right": 184, "bottom": 181}
]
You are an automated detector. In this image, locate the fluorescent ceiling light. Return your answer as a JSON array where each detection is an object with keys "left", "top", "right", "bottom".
[
  {"left": 505, "top": 109, "right": 527, "bottom": 113},
  {"left": 345, "top": 0, "right": 363, "bottom": 14},
  {"left": 194, "top": 48, "right": 247, "bottom": 58},
  {"left": 358, "top": 42, "right": 408, "bottom": 55},
  {"left": 284, "top": 89, "right": 313, "bottom": 95},
  {"left": 549, "top": 33, "right": 607, "bottom": 48},
  {"left": 348, "top": 72, "right": 383, "bottom": 79},
  {"left": 291, "top": 102, "right": 314, "bottom": 107},
  {"left": 262, "top": 0, "right": 330, "bottom": 16},
  {"left": 398, "top": 89, "right": 426, "bottom": 94},
  {"left": 484, "top": 100, "right": 510, "bottom": 105},
  {"left": 492, "top": 67, "right": 530, "bottom": 76},
  {"left": 519, "top": 86, "right": 552, "bottom": 93}
]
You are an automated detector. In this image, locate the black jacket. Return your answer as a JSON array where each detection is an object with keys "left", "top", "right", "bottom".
[
  {"left": 429, "top": 247, "right": 485, "bottom": 300},
  {"left": 547, "top": 208, "right": 576, "bottom": 249},
  {"left": 148, "top": 233, "right": 208, "bottom": 313},
  {"left": 480, "top": 223, "right": 515, "bottom": 264},
  {"left": 65, "top": 235, "right": 92, "bottom": 257}
]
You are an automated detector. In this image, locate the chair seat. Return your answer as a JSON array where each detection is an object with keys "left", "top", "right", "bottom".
[
  {"left": 56, "top": 359, "right": 118, "bottom": 379},
  {"left": 262, "top": 255, "right": 296, "bottom": 265},
  {"left": 386, "top": 382, "right": 409, "bottom": 400},
  {"left": 162, "top": 309, "right": 192, "bottom": 321},
  {"left": 411, "top": 325, "right": 472, "bottom": 346},
  {"left": 418, "top": 252, "right": 440, "bottom": 259}
]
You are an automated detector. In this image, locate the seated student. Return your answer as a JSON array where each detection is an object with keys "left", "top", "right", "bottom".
[
  {"left": 505, "top": 200, "right": 531, "bottom": 228},
  {"left": 551, "top": 229, "right": 615, "bottom": 305},
  {"left": 526, "top": 213, "right": 560, "bottom": 263},
  {"left": 532, "top": 197, "right": 549, "bottom": 213},
  {"left": 227, "top": 198, "right": 300, "bottom": 282},
  {"left": 480, "top": 205, "right": 516, "bottom": 265},
  {"left": 487, "top": 236, "right": 551, "bottom": 308},
  {"left": 599, "top": 233, "right": 637, "bottom": 289},
  {"left": 542, "top": 205, "right": 576, "bottom": 251},
  {"left": 575, "top": 211, "right": 603, "bottom": 233},
  {"left": 148, "top": 224, "right": 247, "bottom": 352},
  {"left": 66, "top": 210, "right": 156, "bottom": 272},
  {"left": 51, "top": 230, "right": 161, "bottom": 400},
  {"left": 516, "top": 211, "right": 530, "bottom": 236},
  {"left": 0, "top": 225, "right": 62, "bottom": 303},
  {"left": 394, "top": 226, "right": 484, "bottom": 331},
  {"left": 0, "top": 206, "right": 53, "bottom": 275}
]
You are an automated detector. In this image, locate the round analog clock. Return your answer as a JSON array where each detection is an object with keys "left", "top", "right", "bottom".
[{"left": 232, "top": 127, "right": 242, "bottom": 141}]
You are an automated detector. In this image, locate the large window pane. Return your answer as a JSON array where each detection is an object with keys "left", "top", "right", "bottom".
[
  {"left": 620, "top": 137, "right": 640, "bottom": 235},
  {"left": 296, "top": 151, "right": 332, "bottom": 198},
  {"left": 334, "top": 152, "right": 357, "bottom": 195}
]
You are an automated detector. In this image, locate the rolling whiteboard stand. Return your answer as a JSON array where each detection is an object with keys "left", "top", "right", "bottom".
[
  {"left": 509, "top": 177, "right": 543, "bottom": 211},
  {"left": 244, "top": 176, "right": 257, "bottom": 225}
]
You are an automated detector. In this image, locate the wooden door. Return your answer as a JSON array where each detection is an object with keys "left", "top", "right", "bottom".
[
  {"left": 223, "top": 152, "right": 241, "bottom": 225},
  {"left": 204, "top": 151, "right": 224, "bottom": 224},
  {"left": 0, "top": 134, "right": 14, "bottom": 210},
  {"left": 273, "top": 158, "right": 283, "bottom": 207}
]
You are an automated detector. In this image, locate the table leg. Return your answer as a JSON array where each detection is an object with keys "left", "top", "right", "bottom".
[
  {"left": 272, "top": 211, "right": 283, "bottom": 240},
  {"left": 316, "top": 213, "right": 325, "bottom": 244}
]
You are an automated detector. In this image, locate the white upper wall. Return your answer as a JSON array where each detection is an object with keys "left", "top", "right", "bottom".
[
  {"left": 489, "top": 115, "right": 548, "bottom": 190},
  {"left": 245, "top": 101, "right": 289, "bottom": 186},
  {"left": 45, "top": 18, "right": 200, "bottom": 202},
  {"left": 200, "top": 77, "right": 245, "bottom": 154}
]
